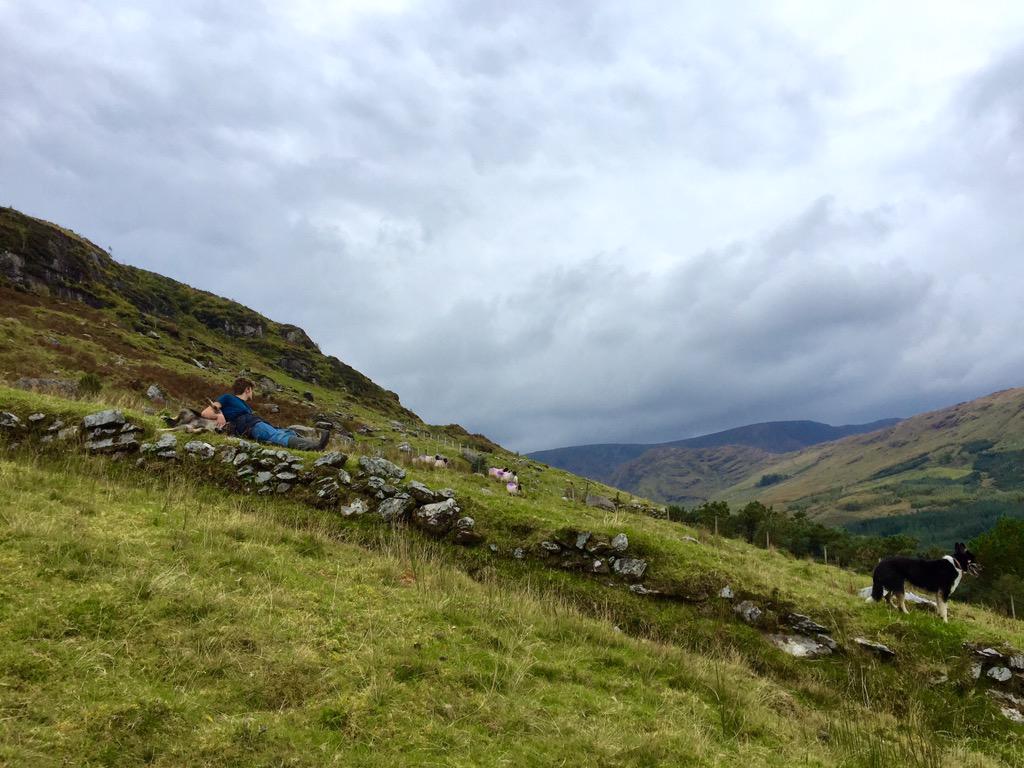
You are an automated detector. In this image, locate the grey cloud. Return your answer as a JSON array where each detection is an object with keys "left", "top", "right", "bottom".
[
  {"left": 377, "top": 197, "right": 938, "bottom": 449},
  {"left": 4, "top": 2, "right": 1024, "bottom": 452}
]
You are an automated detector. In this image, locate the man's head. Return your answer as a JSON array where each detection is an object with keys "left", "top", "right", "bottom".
[{"left": 232, "top": 377, "right": 255, "bottom": 400}]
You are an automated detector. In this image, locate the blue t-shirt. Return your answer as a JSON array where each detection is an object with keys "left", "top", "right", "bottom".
[{"left": 216, "top": 394, "right": 252, "bottom": 423}]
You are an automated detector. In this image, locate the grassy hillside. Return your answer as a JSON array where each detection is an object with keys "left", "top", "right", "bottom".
[
  {"left": 717, "top": 388, "right": 1024, "bottom": 544},
  {"left": 0, "top": 206, "right": 492, "bottom": 453},
  {"left": 610, "top": 444, "right": 775, "bottom": 506},
  {"left": 2, "top": 387, "right": 1024, "bottom": 765}
]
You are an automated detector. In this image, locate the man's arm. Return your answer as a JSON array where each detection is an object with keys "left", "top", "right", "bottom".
[{"left": 200, "top": 400, "right": 225, "bottom": 426}]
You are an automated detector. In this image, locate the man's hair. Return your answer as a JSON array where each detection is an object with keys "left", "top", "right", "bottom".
[{"left": 232, "top": 377, "right": 255, "bottom": 395}]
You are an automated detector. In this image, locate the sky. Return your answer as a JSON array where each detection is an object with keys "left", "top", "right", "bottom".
[{"left": 4, "top": 1, "right": 1024, "bottom": 452}]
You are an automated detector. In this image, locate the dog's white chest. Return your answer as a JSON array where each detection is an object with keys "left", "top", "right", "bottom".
[{"left": 943, "top": 556, "right": 963, "bottom": 595}]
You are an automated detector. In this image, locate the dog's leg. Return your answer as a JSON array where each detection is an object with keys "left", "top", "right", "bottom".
[
  {"left": 897, "top": 593, "right": 909, "bottom": 614},
  {"left": 936, "top": 593, "right": 948, "bottom": 623}
]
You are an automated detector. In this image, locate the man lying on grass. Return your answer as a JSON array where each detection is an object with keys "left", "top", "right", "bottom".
[{"left": 201, "top": 377, "right": 329, "bottom": 451}]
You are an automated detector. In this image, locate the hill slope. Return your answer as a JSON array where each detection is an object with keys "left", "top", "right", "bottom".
[
  {"left": 610, "top": 444, "right": 776, "bottom": 506},
  {"left": 2, "top": 390, "right": 1024, "bottom": 765},
  {"left": 717, "top": 387, "right": 1024, "bottom": 546},
  {"left": 0, "top": 206, "right": 498, "bottom": 454}
]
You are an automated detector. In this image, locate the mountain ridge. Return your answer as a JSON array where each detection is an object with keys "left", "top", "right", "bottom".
[{"left": 528, "top": 417, "right": 901, "bottom": 495}]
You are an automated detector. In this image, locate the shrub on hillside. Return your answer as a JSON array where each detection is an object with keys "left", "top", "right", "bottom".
[{"left": 77, "top": 372, "right": 102, "bottom": 397}]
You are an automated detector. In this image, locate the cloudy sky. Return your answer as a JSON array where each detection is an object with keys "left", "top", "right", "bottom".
[{"left": 5, "top": 1, "right": 1024, "bottom": 451}]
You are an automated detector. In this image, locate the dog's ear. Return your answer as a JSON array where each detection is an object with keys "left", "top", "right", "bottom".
[{"left": 954, "top": 542, "right": 965, "bottom": 553}]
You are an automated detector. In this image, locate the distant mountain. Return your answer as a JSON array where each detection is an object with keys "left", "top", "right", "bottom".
[
  {"left": 527, "top": 418, "right": 900, "bottom": 494},
  {"left": 715, "top": 387, "right": 1024, "bottom": 545},
  {"left": 609, "top": 444, "right": 776, "bottom": 506},
  {"left": 665, "top": 419, "right": 902, "bottom": 452}
]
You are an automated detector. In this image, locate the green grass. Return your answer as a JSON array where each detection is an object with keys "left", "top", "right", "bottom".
[
  {"left": 1, "top": 430, "right": 1023, "bottom": 764},
  {"left": 0, "top": 455, "right": 850, "bottom": 766}
]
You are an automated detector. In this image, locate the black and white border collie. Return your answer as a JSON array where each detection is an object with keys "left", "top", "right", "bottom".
[{"left": 868, "top": 543, "right": 981, "bottom": 622}]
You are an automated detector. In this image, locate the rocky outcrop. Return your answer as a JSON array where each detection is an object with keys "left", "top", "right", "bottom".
[
  {"left": 858, "top": 586, "right": 936, "bottom": 608},
  {"left": 340, "top": 499, "right": 368, "bottom": 517},
  {"left": 0, "top": 207, "right": 408, "bottom": 419},
  {"left": 406, "top": 480, "right": 444, "bottom": 505},
  {"left": 279, "top": 324, "right": 320, "bottom": 351},
  {"left": 0, "top": 218, "right": 109, "bottom": 306},
  {"left": 81, "top": 410, "right": 143, "bottom": 454},
  {"left": 278, "top": 357, "right": 314, "bottom": 381},
  {"left": 184, "top": 440, "right": 215, "bottom": 459},
  {"left": 612, "top": 558, "right": 648, "bottom": 580}
]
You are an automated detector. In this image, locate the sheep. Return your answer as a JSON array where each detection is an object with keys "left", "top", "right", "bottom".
[{"left": 414, "top": 454, "right": 450, "bottom": 469}]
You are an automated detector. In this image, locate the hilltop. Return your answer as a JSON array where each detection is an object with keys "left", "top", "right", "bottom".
[{"left": 2, "top": 208, "right": 1024, "bottom": 765}]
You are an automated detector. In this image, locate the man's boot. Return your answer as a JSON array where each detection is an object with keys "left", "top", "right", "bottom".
[{"left": 286, "top": 429, "right": 329, "bottom": 451}]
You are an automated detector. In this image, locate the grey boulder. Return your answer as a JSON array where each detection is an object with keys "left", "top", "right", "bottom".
[
  {"left": 1, "top": 412, "right": 23, "bottom": 429},
  {"left": 585, "top": 493, "right": 616, "bottom": 512},
  {"left": 769, "top": 634, "right": 833, "bottom": 659},
  {"left": 340, "top": 499, "right": 369, "bottom": 517},
  {"left": 612, "top": 557, "right": 648, "bottom": 580},
  {"left": 734, "top": 601, "right": 763, "bottom": 624},
  {"left": 313, "top": 451, "right": 348, "bottom": 469},
  {"left": 406, "top": 480, "right": 442, "bottom": 504},
  {"left": 82, "top": 410, "right": 126, "bottom": 430},
  {"left": 377, "top": 494, "right": 416, "bottom": 522},
  {"left": 184, "top": 441, "right": 215, "bottom": 459},
  {"left": 412, "top": 498, "right": 460, "bottom": 535},
  {"left": 358, "top": 455, "right": 406, "bottom": 481},
  {"left": 853, "top": 637, "right": 896, "bottom": 659}
]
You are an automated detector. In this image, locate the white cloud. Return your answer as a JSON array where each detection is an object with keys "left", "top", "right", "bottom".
[{"left": 4, "top": 1, "right": 1024, "bottom": 450}]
